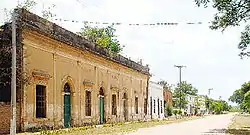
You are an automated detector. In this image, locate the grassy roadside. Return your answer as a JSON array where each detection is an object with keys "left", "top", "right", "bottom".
[
  {"left": 226, "top": 114, "right": 250, "bottom": 135},
  {"left": 19, "top": 116, "right": 203, "bottom": 135}
]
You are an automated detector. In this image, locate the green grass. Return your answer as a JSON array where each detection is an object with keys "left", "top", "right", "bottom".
[{"left": 226, "top": 114, "right": 250, "bottom": 135}]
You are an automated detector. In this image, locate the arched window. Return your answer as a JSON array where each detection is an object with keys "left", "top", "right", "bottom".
[
  {"left": 64, "top": 83, "right": 70, "bottom": 93},
  {"left": 99, "top": 87, "right": 104, "bottom": 96}
]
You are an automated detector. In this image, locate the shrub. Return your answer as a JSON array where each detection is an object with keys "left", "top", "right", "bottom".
[
  {"left": 165, "top": 104, "right": 173, "bottom": 116},
  {"left": 177, "top": 110, "right": 182, "bottom": 115},
  {"left": 173, "top": 110, "right": 178, "bottom": 115}
]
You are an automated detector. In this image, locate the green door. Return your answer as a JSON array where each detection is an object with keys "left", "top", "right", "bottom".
[
  {"left": 64, "top": 94, "right": 71, "bottom": 128},
  {"left": 99, "top": 96, "right": 104, "bottom": 124}
]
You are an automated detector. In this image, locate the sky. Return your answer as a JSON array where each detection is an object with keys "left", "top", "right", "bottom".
[{"left": 1, "top": 0, "right": 250, "bottom": 102}]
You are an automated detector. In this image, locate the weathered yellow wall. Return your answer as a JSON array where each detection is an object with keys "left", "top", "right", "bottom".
[{"left": 21, "top": 29, "right": 149, "bottom": 131}]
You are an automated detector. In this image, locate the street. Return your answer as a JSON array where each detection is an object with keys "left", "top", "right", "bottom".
[{"left": 127, "top": 113, "right": 235, "bottom": 135}]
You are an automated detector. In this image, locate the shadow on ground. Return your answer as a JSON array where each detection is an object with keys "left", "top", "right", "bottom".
[{"left": 203, "top": 128, "right": 250, "bottom": 135}]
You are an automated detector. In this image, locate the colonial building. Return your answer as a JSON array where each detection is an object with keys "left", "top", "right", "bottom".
[
  {"left": 0, "top": 8, "right": 150, "bottom": 133},
  {"left": 148, "top": 81, "right": 164, "bottom": 119}
]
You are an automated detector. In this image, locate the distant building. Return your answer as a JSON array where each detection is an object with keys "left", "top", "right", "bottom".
[
  {"left": 163, "top": 87, "right": 173, "bottom": 107},
  {"left": 197, "top": 95, "right": 206, "bottom": 115},
  {"left": 185, "top": 94, "right": 196, "bottom": 114},
  {"left": 148, "top": 81, "right": 165, "bottom": 119},
  {"left": 185, "top": 95, "right": 207, "bottom": 115}
]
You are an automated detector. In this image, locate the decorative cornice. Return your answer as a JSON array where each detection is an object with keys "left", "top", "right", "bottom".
[{"left": 83, "top": 80, "right": 94, "bottom": 87}]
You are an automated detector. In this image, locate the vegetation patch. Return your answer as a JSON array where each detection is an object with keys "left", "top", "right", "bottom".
[
  {"left": 226, "top": 114, "right": 250, "bottom": 135},
  {"left": 18, "top": 116, "right": 202, "bottom": 135}
]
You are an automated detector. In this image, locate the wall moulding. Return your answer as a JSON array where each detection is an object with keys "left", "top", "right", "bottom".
[{"left": 32, "top": 69, "right": 52, "bottom": 81}]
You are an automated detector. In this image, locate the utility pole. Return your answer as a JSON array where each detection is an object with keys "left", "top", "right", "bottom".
[
  {"left": 207, "top": 88, "right": 213, "bottom": 114},
  {"left": 174, "top": 65, "right": 186, "bottom": 110},
  {"left": 10, "top": 10, "right": 17, "bottom": 135},
  {"left": 208, "top": 88, "right": 213, "bottom": 97}
]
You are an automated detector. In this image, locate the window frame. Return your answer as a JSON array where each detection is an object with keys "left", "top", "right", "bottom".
[
  {"left": 35, "top": 84, "right": 46, "bottom": 118},
  {"left": 135, "top": 97, "right": 139, "bottom": 114},
  {"left": 111, "top": 94, "right": 117, "bottom": 115},
  {"left": 85, "top": 90, "right": 92, "bottom": 116}
]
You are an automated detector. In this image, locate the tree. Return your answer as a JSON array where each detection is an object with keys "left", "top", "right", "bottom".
[
  {"left": 242, "top": 91, "right": 250, "bottom": 113},
  {"left": 220, "top": 100, "right": 230, "bottom": 111},
  {"left": 229, "top": 106, "right": 241, "bottom": 112},
  {"left": 3, "top": 0, "right": 37, "bottom": 23},
  {"left": 205, "top": 96, "right": 212, "bottom": 111},
  {"left": 173, "top": 110, "right": 178, "bottom": 115},
  {"left": 210, "top": 101, "right": 223, "bottom": 114},
  {"left": 195, "top": 0, "right": 250, "bottom": 57},
  {"left": 229, "top": 81, "right": 250, "bottom": 111},
  {"left": 172, "top": 81, "right": 198, "bottom": 109},
  {"left": 77, "top": 24, "right": 124, "bottom": 54},
  {"left": 165, "top": 103, "right": 173, "bottom": 116},
  {"left": 3, "top": 0, "right": 56, "bottom": 23},
  {"left": 157, "top": 80, "right": 169, "bottom": 88},
  {"left": 181, "top": 81, "right": 198, "bottom": 96},
  {"left": 173, "top": 86, "right": 188, "bottom": 109},
  {"left": 194, "top": 96, "right": 202, "bottom": 113},
  {"left": 229, "top": 89, "right": 245, "bottom": 105},
  {"left": 177, "top": 110, "right": 183, "bottom": 115}
]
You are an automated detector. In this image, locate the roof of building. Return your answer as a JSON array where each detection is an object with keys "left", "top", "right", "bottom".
[{"left": 10, "top": 8, "right": 150, "bottom": 75}]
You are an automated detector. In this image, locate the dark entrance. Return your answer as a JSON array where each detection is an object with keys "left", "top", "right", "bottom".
[
  {"left": 123, "top": 93, "right": 128, "bottom": 121},
  {"left": 64, "top": 83, "right": 71, "bottom": 128},
  {"left": 157, "top": 99, "right": 160, "bottom": 118},
  {"left": 150, "top": 97, "right": 152, "bottom": 119}
]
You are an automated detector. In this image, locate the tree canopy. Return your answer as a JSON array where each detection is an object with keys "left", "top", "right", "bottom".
[
  {"left": 77, "top": 24, "right": 124, "bottom": 54},
  {"left": 172, "top": 81, "right": 198, "bottom": 109},
  {"left": 229, "top": 81, "right": 250, "bottom": 112},
  {"left": 195, "top": 0, "right": 250, "bottom": 57}
]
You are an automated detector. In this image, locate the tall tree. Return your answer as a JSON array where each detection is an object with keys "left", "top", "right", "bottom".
[
  {"left": 77, "top": 24, "right": 124, "bottom": 54},
  {"left": 229, "top": 81, "right": 250, "bottom": 112},
  {"left": 180, "top": 81, "right": 198, "bottom": 95},
  {"left": 172, "top": 81, "right": 198, "bottom": 109},
  {"left": 229, "top": 89, "right": 245, "bottom": 105},
  {"left": 242, "top": 91, "right": 250, "bottom": 112},
  {"left": 157, "top": 80, "right": 168, "bottom": 88},
  {"left": 195, "top": 0, "right": 250, "bottom": 57}
]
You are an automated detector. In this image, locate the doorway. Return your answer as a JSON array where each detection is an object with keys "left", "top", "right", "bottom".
[
  {"left": 123, "top": 93, "right": 128, "bottom": 121},
  {"left": 99, "top": 87, "right": 105, "bottom": 124},
  {"left": 64, "top": 83, "right": 71, "bottom": 128}
]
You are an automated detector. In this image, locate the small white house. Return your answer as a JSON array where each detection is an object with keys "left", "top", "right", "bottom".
[
  {"left": 148, "top": 81, "right": 165, "bottom": 119},
  {"left": 197, "top": 95, "right": 207, "bottom": 114},
  {"left": 185, "top": 94, "right": 207, "bottom": 115},
  {"left": 185, "top": 94, "right": 196, "bottom": 114}
]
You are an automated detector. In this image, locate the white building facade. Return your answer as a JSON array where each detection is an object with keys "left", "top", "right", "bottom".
[
  {"left": 185, "top": 94, "right": 196, "bottom": 114},
  {"left": 148, "top": 81, "right": 165, "bottom": 119},
  {"left": 185, "top": 94, "right": 207, "bottom": 115},
  {"left": 197, "top": 95, "right": 207, "bottom": 115}
]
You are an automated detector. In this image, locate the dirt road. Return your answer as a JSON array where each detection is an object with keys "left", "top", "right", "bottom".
[{"left": 127, "top": 113, "right": 235, "bottom": 135}]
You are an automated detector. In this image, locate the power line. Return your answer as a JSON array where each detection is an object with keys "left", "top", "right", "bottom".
[{"left": 53, "top": 18, "right": 209, "bottom": 27}]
